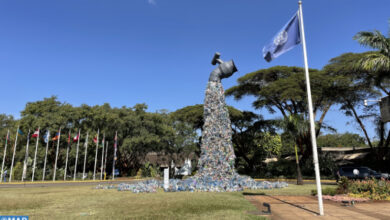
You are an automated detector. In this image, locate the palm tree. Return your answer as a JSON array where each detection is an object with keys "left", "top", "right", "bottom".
[
  {"left": 279, "top": 114, "right": 308, "bottom": 185},
  {"left": 353, "top": 25, "right": 390, "bottom": 79}
]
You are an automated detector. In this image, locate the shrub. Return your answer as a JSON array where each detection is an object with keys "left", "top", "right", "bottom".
[
  {"left": 302, "top": 153, "right": 337, "bottom": 177},
  {"left": 336, "top": 177, "right": 390, "bottom": 200},
  {"left": 140, "top": 162, "right": 160, "bottom": 178},
  {"left": 347, "top": 178, "right": 390, "bottom": 200},
  {"left": 337, "top": 176, "right": 350, "bottom": 194},
  {"left": 311, "top": 187, "right": 337, "bottom": 196},
  {"left": 265, "top": 159, "right": 296, "bottom": 178}
]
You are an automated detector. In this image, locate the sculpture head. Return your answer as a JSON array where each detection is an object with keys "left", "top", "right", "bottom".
[{"left": 209, "top": 52, "right": 238, "bottom": 82}]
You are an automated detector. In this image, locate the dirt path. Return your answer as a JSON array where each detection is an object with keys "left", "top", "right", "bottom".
[{"left": 246, "top": 195, "right": 390, "bottom": 220}]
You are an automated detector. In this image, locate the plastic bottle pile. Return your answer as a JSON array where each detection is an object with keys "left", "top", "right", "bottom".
[
  {"left": 114, "top": 178, "right": 287, "bottom": 193},
  {"left": 106, "top": 80, "right": 288, "bottom": 193}
]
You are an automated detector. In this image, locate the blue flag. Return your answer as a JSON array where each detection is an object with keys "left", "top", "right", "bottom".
[
  {"left": 262, "top": 11, "right": 301, "bottom": 62},
  {"left": 17, "top": 129, "right": 24, "bottom": 135},
  {"left": 43, "top": 131, "right": 50, "bottom": 143}
]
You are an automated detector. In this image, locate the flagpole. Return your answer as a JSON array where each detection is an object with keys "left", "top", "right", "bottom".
[
  {"left": 22, "top": 129, "right": 31, "bottom": 182},
  {"left": 42, "top": 130, "right": 50, "bottom": 181},
  {"left": 64, "top": 130, "right": 71, "bottom": 181},
  {"left": 73, "top": 129, "right": 81, "bottom": 181},
  {"left": 100, "top": 133, "right": 105, "bottom": 180},
  {"left": 112, "top": 131, "right": 117, "bottom": 180},
  {"left": 298, "top": 1, "right": 324, "bottom": 215},
  {"left": 104, "top": 141, "right": 108, "bottom": 180},
  {"left": 93, "top": 129, "right": 99, "bottom": 180},
  {"left": 53, "top": 128, "right": 61, "bottom": 181},
  {"left": 1, "top": 129, "right": 9, "bottom": 182},
  {"left": 82, "top": 132, "right": 89, "bottom": 180},
  {"left": 9, "top": 126, "right": 20, "bottom": 182},
  {"left": 31, "top": 127, "right": 40, "bottom": 181}
]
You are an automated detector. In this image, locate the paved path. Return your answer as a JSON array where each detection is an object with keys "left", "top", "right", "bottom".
[{"left": 246, "top": 195, "right": 390, "bottom": 220}]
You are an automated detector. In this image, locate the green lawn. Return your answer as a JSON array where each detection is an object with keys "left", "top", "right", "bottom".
[
  {"left": 246, "top": 183, "right": 337, "bottom": 196},
  {"left": 0, "top": 183, "right": 332, "bottom": 219}
]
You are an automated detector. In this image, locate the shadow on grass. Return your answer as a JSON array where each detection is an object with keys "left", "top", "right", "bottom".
[{"left": 242, "top": 192, "right": 266, "bottom": 196}]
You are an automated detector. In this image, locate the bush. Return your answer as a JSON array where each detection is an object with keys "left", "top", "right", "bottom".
[
  {"left": 302, "top": 153, "right": 337, "bottom": 177},
  {"left": 311, "top": 187, "right": 337, "bottom": 196},
  {"left": 347, "top": 178, "right": 390, "bottom": 200},
  {"left": 265, "top": 159, "right": 296, "bottom": 178},
  {"left": 335, "top": 177, "right": 390, "bottom": 200},
  {"left": 337, "top": 176, "right": 350, "bottom": 194},
  {"left": 140, "top": 162, "right": 160, "bottom": 178}
]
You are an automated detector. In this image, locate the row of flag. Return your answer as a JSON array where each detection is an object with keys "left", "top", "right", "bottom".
[
  {"left": 7, "top": 129, "right": 101, "bottom": 144},
  {"left": 1, "top": 127, "right": 118, "bottom": 182}
]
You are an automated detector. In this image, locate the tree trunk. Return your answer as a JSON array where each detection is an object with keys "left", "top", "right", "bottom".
[
  {"left": 348, "top": 101, "right": 373, "bottom": 149},
  {"left": 295, "top": 144, "right": 303, "bottom": 185}
]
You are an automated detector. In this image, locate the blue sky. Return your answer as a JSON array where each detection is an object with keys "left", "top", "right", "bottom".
[{"left": 0, "top": 0, "right": 389, "bottom": 139}]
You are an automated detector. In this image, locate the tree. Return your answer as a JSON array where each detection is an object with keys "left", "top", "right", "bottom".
[
  {"left": 226, "top": 66, "right": 337, "bottom": 162},
  {"left": 277, "top": 114, "right": 307, "bottom": 185},
  {"left": 323, "top": 53, "right": 381, "bottom": 149},
  {"left": 317, "top": 133, "right": 366, "bottom": 149},
  {"left": 353, "top": 25, "right": 390, "bottom": 81}
]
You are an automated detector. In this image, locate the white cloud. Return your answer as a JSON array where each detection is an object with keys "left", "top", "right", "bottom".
[{"left": 147, "top": 0, "right": 156, "bottom": 5}]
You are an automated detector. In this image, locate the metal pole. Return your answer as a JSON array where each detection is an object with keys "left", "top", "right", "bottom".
[
  {"left": 1, "top": 129, "right": 10, "bottom": 182},
  {"left": 100, "top": 133, "right": 105, "bottom": 180},
  {"left": 42, "top": 130, "right": 50, "bottom": 181},
  {"left": 73, "top": 129, "right": 81, "bottom": 181},
  {"left": 112, "top": 131, "right": 117, "bottom": 180},
  {"left": 9, "top": 126, "right": 20, "bottom": 182},
  {"left": 93, "top": 129, "right": 99, "bottom": 180},
  {"left": 22, "top": 129, "right": 31, "bottom": 181},
  {"left": 64, "top": 130, "right": 71, "bottom": 181},
  {"left": 53, "top": 128, "right": 61, "bottom": 181},
  {"left": 104, "top": 141, "right": 108, "bottom": 180},
  {"left": 31, "top": 127, "right": 40, "bottom": 181},
  {"left": 82, "top": 132, "right": 89, "bottom": 180},
  {"left": 298, "top": 1, "right": 324, "bottom": 215}
]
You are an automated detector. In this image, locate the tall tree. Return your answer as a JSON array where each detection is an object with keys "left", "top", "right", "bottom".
[
  {"left": 277, "top": 114, "right": 308, "bottom": 185},
  {"left": 323, "top": 53, "right": 381, "bottom": 149},
  {"left": 226, "top": 66, "right": 337, "bottom": 161},
  {"left": 353, "top": 25, "right": 390, "bottom": 82}
]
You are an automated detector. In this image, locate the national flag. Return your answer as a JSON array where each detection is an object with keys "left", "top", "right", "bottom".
[
  {"left": 52, "top": 132, "right": 60, "bottom": 141},
  {"left": 262, "top": 11, "right": 301, "bottom": 62},
  {"left": 67, "top": 132, "right": 71, "bottom": 143},
  {"left": 73, "top": 133, "right": 79, "bottom": 142},
  {"left": 18, "top": 129, "right": 24, "bottom": 135},
  {"left": 43, "top": 131, "right": 50, "bottom": 143},
  {"left": 93, "top": 135, "right": 98, "bottom": 144},
  {"left": 6, "top": 132, "right": 9, "bottom": 141},
  {"left": 32, "top": 129, "right": 39, "bottom": 138},
  {"left": 114, "top": 133, "right": 117, "bottom": 150}
]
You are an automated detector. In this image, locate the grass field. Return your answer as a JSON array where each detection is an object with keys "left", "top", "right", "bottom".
[{"left": 0, "top": 183, "right": 333, "bottom": 219}]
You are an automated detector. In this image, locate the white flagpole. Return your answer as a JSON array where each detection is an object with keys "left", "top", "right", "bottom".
[
  {"left": 9, "top": 126, "right": 20, "bottom": 182},
  {"left": 298, "top": 1, "right": 324, "bottom": 215},
  {"left": 22, "top": 129, "right": 31, "bottom": 181},
  {"left": 31, "top": 127, "right": 40, "bottom": 181},
  {"left": 104, "top": 141, "right": 108, "bottom": 180},
  {"left": 1, "top": 129, "right": 10, "bottom": 182},
  {"left": 82, "top": 132, "right": 89, "bottom": 180},
  {"left": 100, "top": 133, "right": 105, "bottom": 180},
  {"left": 42, "top": 130, "right": 50, "bottom": 181},
  {"left": 112, "top": 131, "right": 117, "bottom": 180},
  {"left": 73, "top": 129, "right": 81, "bottom": 181},
  {"left": 64, "top": 130, "right": 71, "bottom": 181},
  {"left": 53, "top": 128, "right": 61, "bottom": 181},
  {"left": 93, "top": 129, "right": 99, "bottom": 180}
]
